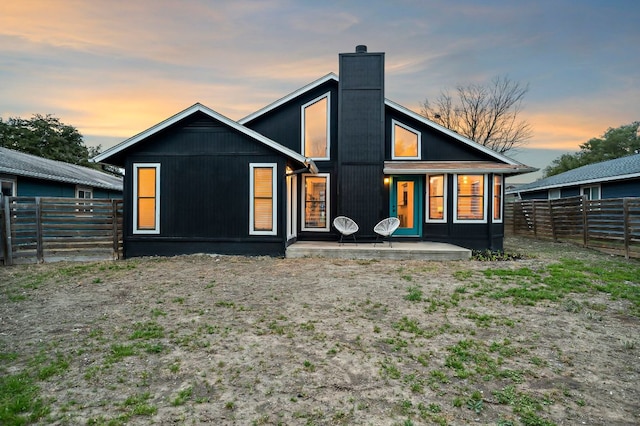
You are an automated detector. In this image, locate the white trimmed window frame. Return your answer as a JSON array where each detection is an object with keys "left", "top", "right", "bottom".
[
  {"left": 302, "top": 173, "right": 331, "bottom": 232},
  {"left": 548, "top": 189, "right": 561, "bottom": 200},
  {"left": 301, "top": 92, "right": 331, "bottom": 160},
  {"left": 249, "top": 163, "right": 278, "bottom": 236},
  {"left": 0, "top": 176, "right": 17, "bottom": 198},
  {"left": 581, "top": 184, "right": 601, "bottom": 200},
  {"left": 493, "top": 175, "right": 503, "bottom": 223},
  {"left": 453, "top": 174, "right": 488, "bottom": 224},
  {"left": 391, "top": 120, "right": 421, "bottom": 160},
  {"left": 133, "top": 163, "right": 161, "bottom": 234},
  {"left": 425, "top": 173, "right": 447, "bottom": 223}
]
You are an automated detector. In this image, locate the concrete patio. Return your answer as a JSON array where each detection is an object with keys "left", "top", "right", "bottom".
[{"left": 286, "top": 241, "right": 471, "bottom": 261}]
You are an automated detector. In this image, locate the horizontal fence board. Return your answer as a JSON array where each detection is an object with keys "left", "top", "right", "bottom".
[
  {"left": 508, "top": 195, "right": 640, "bottom": 259},
  {"left": 2, "top": 196, "right": 123, "bottom": 264}
]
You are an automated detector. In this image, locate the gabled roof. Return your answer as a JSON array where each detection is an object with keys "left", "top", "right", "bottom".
[
  {"left": 384, "top": 99, "right": 535, "bottom": 174},
  {"left": 0, "top": 147, "right": 123, "bottom": 191},
  {"left": 508, "top": 153, "right": 640, "bottom": 194},
  {"left": 238, "top": 73, "right": 338, "bottom": 124},
  {"left": 237, "top": 73, "right": 535, "bottom": 175},
  {"left": 93, "top": 103, "right": 318, "bottom": 173}
]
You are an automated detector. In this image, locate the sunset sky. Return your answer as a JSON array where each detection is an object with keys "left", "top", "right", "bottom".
[{"left": 1, "top": 0, "right": 638, "bottom": 182}]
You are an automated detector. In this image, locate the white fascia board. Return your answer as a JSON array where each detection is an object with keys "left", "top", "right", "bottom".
[
  {"left": 384, "top": 99, "right": 523, "bottom": 166},
  {"left": 238, "top": 73, "right": 338, "bottom": 125}
]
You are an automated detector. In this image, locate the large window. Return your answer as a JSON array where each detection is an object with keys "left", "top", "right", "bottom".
[
  {"left": 250, "top": 164, "right": 277, "bottom": 235},
  {"left": 302, "top": 93, "right": 330, "bottom": 160},
  {"left": 493, "top": 175, "right": 503, "bottom": 222},
  {"left": 454, "top": 174, "right": 486, "bottom": 223},
  {"left": 133, "top": 163, "right": 160, "bottom": 234},
  {"left": 302, "top": 174, "right": 330, "bottom": 231},
  {"left": 426, "top": 174, "right": 446, "bottom": 222},
  {"left": 392, "top": 120, "right": 421, "bottom": 159}
]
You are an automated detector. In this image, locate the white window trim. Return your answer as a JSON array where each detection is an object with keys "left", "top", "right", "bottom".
[
  {"left": 581, "top": 184, "right": 601, "bottom": 200},
  {"left": 453, "top": 174, "right": 488, "bottom": 224},
  {"left": 249, "top": 163, "right": 278, "bottom": 236},
  {"left": 0, "top": 176, "right": 17, "bottom": 197},
  {"left": 493, "top": 175, "right": 503, "bottom": 223},
  {"left": 133, "top": 163, "right": 161, "bottom": 234},
  {"left": 302, "top": 173, "right": 331, "bottom": 232},
  {"left": 301, "top": 92, "right": 331, "bottom": 160},
  {"left": 391, "top": 119, "right": 421, "bottom": 160},
  {"left": 548, "top": 188, "right": 561, "bottom": 200},
  {"left": 425, "top": 173, "right": 447, "bottom": 223},
  {"left": 75, "top": 185, "right": 93, "bottom": 198}
]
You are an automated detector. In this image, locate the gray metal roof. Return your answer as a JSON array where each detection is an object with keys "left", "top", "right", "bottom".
[
  {"left": 508, "top": 153, "right": 640, "bottom": 194},
  {"left": 0, "top": 147, "right": 123, "bottom": 191}
]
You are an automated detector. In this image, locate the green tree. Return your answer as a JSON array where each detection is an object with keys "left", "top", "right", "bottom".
[
  {"left": 420, "top": 75, "right": 532, "bottom": 154},
  {"left": 544, "top": 121, "right": 640, "bottom": 177},
  {"left": 0, "top": 114, "right": 98, "bottom": 167}
]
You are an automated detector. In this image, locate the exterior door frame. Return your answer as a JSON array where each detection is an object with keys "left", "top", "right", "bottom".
[{"left": 389, "top": 175, "right": 423, "bottom": 236}]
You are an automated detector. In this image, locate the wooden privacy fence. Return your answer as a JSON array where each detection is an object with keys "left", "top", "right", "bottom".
[
  {"left": 505, "top": 196, "right": 640, "bottom": 259},
  {"left": 1, "top": 197, "right": 123, "bottom": 265}
]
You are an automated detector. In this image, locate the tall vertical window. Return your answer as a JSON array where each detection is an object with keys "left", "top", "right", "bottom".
[
  {"left": 250, "top": 164, "right": 277, "bottom": 235},
  {"left": 302, "top": 93, "right": 330, "bottom": 159},
  {"left": 75, "top": 186, "right": 93, "bottom": 214},
  {"left": 302, "top": 174, "right": 330, "bottom": 231},
  {"left": 455, "top": 174, "right": 486, "bottom": 222},
  {"left": 133, "top": 163, "right": 160, "bottom": 234},
  {"left": 493, "top": 175, "right": 503, "bottom": 222},
  {"left": 427, "top": 174, "right": 446, "bottom": 222},
  {"left": 392, "top": 120, "right": 421, "bottom": 159}
]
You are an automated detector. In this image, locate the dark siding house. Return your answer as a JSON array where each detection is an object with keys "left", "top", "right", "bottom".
[
  {"left": 508, "top": 153, "right": 640, "bottom": 201},
  {"left": 94, "top": 46, "right": 535, "bottom": 257},
  {"left": 0, "top": 147, "right": 122, "bottom": 200}
]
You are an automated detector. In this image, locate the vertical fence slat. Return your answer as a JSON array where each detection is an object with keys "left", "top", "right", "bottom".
[
  {"left": 35, "top": 197, "right": 44, "bottom": 263},
  {"left": 624, "top": 198, "right": 630, "bottom": 259},
  {"left": 2, "top": 197, "right": 12, "bottom": 266}
]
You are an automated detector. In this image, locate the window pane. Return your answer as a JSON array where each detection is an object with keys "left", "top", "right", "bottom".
[
  {"left": 429, "top": 175, "right": 444, "bottom": 220},
  {"left": 457, "top": 175, "right": 484, "bottom": 220},
  {"left": 254, "top": 168, "right": 272, "bottom": 198},
  {"left": 304, "top": 176, "right": 327, "bottom": 228},
  {"left": 394, "top": 124, "right": 418, "bottom": 157},
  {"left": 138, "top": 168, "right": 156, "bottom": 197},
  {"left": 304, "top": 97, "right": 328, "bottom": 158},
  {"left": 138, "top": 198, "right": 156, "bottom": 229},
  {"left": 254, "top": 199, "right": 273, "bottom": 231},
  {"left": 253, "top": 167, "right": 273, "bottom": 232},
  {"left": 493, "top": 175, "right": 502, "bottom": 220}
]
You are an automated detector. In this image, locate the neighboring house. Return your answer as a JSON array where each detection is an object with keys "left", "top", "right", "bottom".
[
  {"left": 507, "top": 153, "right": 640, "bottom": 201},
  {"left": 0, "top": 147, "right": 123, "bottom": 200},
  {"left": 93, "top": 46, "right": 535, "bottom": 257}
]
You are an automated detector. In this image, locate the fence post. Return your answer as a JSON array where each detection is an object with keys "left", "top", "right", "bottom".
[
  {"left": 35, "top": 197, "right": 44, "bottom": 263},
  {"left": 548, "top": 199, "right": 557, "bottom": 241},
  {"left": 2, "top": 197, "right": 12, "bottom": 266},
  {"left": 623, "top": 198, "right": 630, "bottom": 259},
  {"left": 581, "top": 195, "right": 588, "bottom": 247},
  {"left": 112, "top": 199, "right": 119, "bottom": 260}
]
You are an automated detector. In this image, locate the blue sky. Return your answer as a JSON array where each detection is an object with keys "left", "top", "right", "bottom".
[{"left": 1, "top": 0, "right": 638, "bottom": 182}]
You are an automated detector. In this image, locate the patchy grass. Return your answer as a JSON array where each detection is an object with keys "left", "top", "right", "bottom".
[{"left": 0, "top": 237, "right": 639, "bottom": 424}]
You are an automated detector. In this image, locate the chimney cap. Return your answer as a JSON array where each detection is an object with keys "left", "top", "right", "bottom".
[{"left": 355, "top": 45, "right": 367, "bottom": 53}]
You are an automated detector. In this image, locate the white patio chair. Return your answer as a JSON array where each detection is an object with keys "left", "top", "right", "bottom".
[
  {"left": 374, "top": 217, "right": 400, "bottom": 247},
  {"left": 333, "top": 216, "right": 359, "bottom": 245}
]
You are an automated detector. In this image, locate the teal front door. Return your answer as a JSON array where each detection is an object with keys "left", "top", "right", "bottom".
[{"left": 390, "top": 176, "right": 422, "bottom": 236}]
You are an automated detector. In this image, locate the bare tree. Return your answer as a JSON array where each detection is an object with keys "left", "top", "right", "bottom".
[{"left": 420, "top": 75, "right": 532, "bottom": 154}]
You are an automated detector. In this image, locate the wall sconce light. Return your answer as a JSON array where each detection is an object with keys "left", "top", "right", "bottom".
[{"left": 383, "top": 177, "right": 390, "bottom": 185}]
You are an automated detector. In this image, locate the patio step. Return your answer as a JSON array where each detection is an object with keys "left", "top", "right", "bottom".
[{"left": 286, "top": 241, "right": 471, "bottom": 261}]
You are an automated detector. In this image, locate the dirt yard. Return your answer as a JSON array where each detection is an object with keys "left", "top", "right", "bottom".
[{"left": 1, "top": 236, "right": 639, "bottom": 425}]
